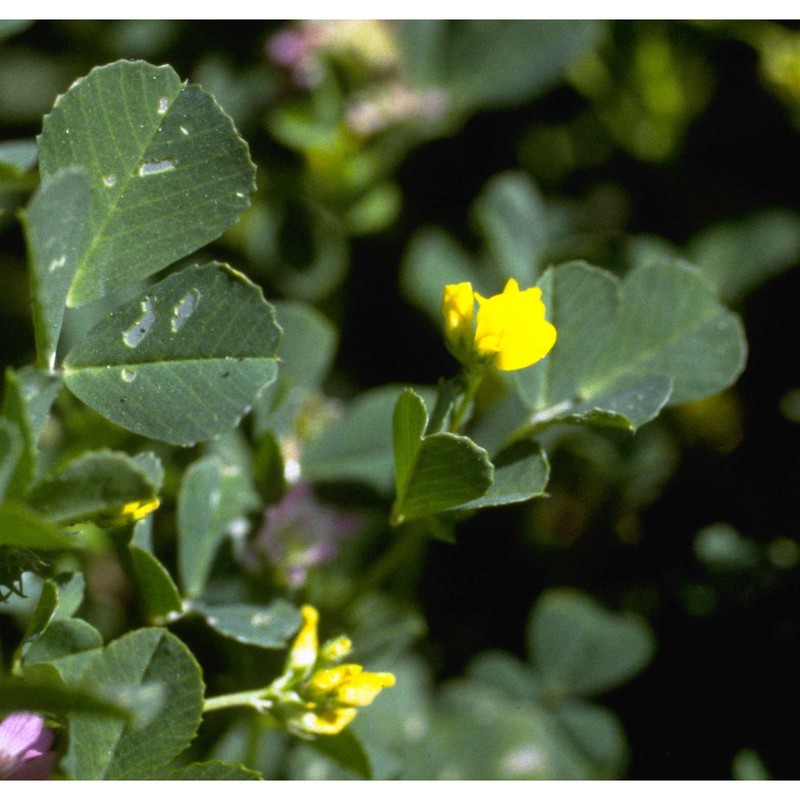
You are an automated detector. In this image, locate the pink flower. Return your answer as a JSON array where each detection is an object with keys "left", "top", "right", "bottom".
[
  {"left": 0, "top": 712, "right": 55, "bottom": 780},
  {"left": 246, "top": 482, "right": 362, "bottom": 589}
]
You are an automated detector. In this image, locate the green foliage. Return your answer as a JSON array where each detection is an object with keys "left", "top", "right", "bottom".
[
  {"left": 63, "top": 263, "right": 281, "bottom": 445},
  {"left": 38, "top": 60, "right": 255, "bottom": 307},
  {"left": 62, "top": 628, "right": 204, "bottom": 779},
  {"left": 0, "top": 21, "right": 785, "bottom": 780}
]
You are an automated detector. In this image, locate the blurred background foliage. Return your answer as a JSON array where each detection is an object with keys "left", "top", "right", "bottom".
[{"left": 2, "top": 19, "right": 800, "bottom": 779}]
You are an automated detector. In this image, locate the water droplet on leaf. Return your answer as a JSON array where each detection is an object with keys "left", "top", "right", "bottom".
[
  {"left": 121, "top": 369, "right": 136, "bottom": 382},
  {"left": 170, "top": 288, "right": 201, "bottom": 332},
  {"left": 103, "top": 175, "right": 116, "bottom": 187},
  {"left": 138, "top": 159, "right": 177, "bottom": 177},
  {"left": 123, "top": 306, "right": 157, "bottom": 347},
  {"left": 48, "top": 255, "right": 67, "bottom": 272},
  {"left": 157, "top": 96, "right": 169, "bottom": 114}
]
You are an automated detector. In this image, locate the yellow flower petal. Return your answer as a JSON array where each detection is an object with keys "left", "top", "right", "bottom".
[
  {"left": 475, "top": 278, "right": 557, "bottom": 371},
  {"left": 442, "top": 282, "right": 476, "bottom": 358},
  {"left": 308, "top": 664, "right": 362, "bottom": 693},
  {"left": 335, "top": 671, "right": 396, "bottom": 707},
  {"left": 288, "top": 605, "right": 319, "bottom": 670},
  {"left": 297, "top": 707, "right": 358, "bottom": 736}
]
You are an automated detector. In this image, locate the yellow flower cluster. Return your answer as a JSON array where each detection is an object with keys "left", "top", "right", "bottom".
[
  {"left": 280, "top": 605, "right": 395, "bottom": 736},
  {"left": 442, "top": 278, "right": 557, "bottom": 371}
]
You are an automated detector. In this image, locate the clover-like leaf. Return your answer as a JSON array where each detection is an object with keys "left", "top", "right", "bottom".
[
  {"left": 38, "top": 60, "right": 255, "bottom": 307},
  {"left": 193, "top": 600, "right": 301, "bottom": 649},
  {"left": 514, "top": 260, "right": 747, "bottom": 431},
  {"left": 392, "top": 388, "right": 493, "bottom": 524},
  {"left": 62, "top": 627, "right": 204, "bottom": 780},
  {"left": 62, "top": 262, "right": 281, "bottom": 446}
]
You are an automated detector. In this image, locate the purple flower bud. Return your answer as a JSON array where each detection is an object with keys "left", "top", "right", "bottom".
[
  {"left": 0, "top": 712, "right": 56, "bottom": 780},
  {"left": 247, "top": 482, "right": 361, "bottom": 588}
]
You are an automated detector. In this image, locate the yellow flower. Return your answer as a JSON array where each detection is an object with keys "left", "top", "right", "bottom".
[
  {"left": 287, "top": 604, "right": 319, "bottom": 671},
  {"left": 442, "top": 279, "right": 557, "bottom": 371},
  {"left": 278, "top": 604, "right": 396, "bottom": 736}
]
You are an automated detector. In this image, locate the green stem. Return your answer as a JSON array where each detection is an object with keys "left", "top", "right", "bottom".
[
  {"left": 203, "top": 688, "right": 273, "bottom": 714},
  {"left": 449, "top": 368, "right": 485, "bottom": 433}
]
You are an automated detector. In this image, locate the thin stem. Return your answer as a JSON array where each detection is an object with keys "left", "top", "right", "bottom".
[
  {"left": 449, "top": 368, "right": 485, "bottom": 433},
  {"left": 203, "top": 688, "right": 273, "bottom": 714}
]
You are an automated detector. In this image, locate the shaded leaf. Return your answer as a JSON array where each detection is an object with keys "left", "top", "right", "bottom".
[
  {"left": 177, "top": 455, "right": 254, "bottom": 598},
  {"left": 63, "top": 627, "right": 204, "bottom": 780},
  {"left": 301, "top": 385, "right": 435, "bottom": 494},
  {"left": 21, "top": 168, "right": 93, "bottom": 369},
  {"left": 0, "top": 502, "right": 77, "bottom": 549},
  {"left": 161, "top": 760, "right": 262, "bottom": 780},
  {"left": 23, "top": 618, "right": 104, "bottom": 664},
  {"left": 63, "top": 262, "right": 281, "bottom": 446},
  {"left": 129, "top": 546, "right": 182, "bottom": 621},
  {"left": 2, "top": 366, "right": 62, "bottom": 497},
  {"left": 193, "top": 599, "right": 301, "bottom": 649},
  {"left": 38, "top": 60, "right": 256, "bottom": 307},
  {"left": 0, "top": 417, "right": 23, "bottom": 501},
  {"left": 529, "top": 589, "right": 655, "bottom": 698},
  {"left": 455, "top": 440, "right": 549, "bottom": 510},
  {"left": 26, "top": 449, "right": 158, "bottom": 527}
]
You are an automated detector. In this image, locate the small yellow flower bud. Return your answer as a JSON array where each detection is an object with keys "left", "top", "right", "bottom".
[
  {"left": 319, "top": 635, "right": 353, "bottom": 663},
  {"left": 287, "top": 605, "right": 319, "bottom": 671}
]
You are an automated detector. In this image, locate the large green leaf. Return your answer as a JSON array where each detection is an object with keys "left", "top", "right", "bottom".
[
  {"left": 21, "top": 169, "right": 93, "bottom": 369},
  {"left": 529, "top": 589, "right": 655, "bottom": 699},
  {"left": 63, "top": 627, "right": 204, "bottom": 780},
  {"left": 62, "top": 262, "right": 281, "bottom": 446},
  {"left": 38, "top": 60, "right": 256, "bottom": 307},
  {"left": 0, "top": 675, "right": 130, "bottom": 719},
  {"left": 514, "top": 260, "right": 747, "bottom": 431},
  {"left": 391, "top": 388, "right": 493, "bottom": 524},
  {"left": 26, "top": 450, "right": 159, "bottom": 527}
]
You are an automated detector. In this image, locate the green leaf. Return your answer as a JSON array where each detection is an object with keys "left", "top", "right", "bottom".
[
  {"left": 20, "top": 577, "right": 58, "bottom": 646},
  {"left": 688, "top": 208, "right": 800, "bottom": 302},
  {"left": 529, "top": 589, "right": 656, "bottom": 698},
  {"left": 23, "top": 618, "right": 104, "bottom": 664},
  {"left": 444, "top": 21, "right": 605, "bottom": 113},
  {"left": 455, "top": 440, "right": 549, "bottom": 510},
  {"left": 471, "top": 171, "right": 547, "bottom": 286},
  {"left": 0, "top": 418, "right": 23, "bottom": 501},
  {"left": 0, "top": 674, "right": 130, "bottom": 718},
  {"left": 193, "top": 599, "right": 301, "bottom": 649},
  {"left": 129, "top": 546, "right": 182, "bottom": 622},
  {"left": 26, "top": 449, "right": 159, "bottom": 527},
  {"left": 514, "top": 260, "right": 747, "bottom": 431},
  {"left": 301, "top": 385, "right": 435, "bottom": 494},
  {"left": 401, "top": 227, "right": 482, "bottom": 320},
  {"left": 308, "top": 727, "right": 372, "bottom": 780},
  {"left": 2, "top": 366, "right": 62, "bottom": 497},
  {"left": 0, "top": 502, "right": 77, "bottom": 549},
  {"left": 38, "top": 60, "right": 256, "bottom": 307},
  {"left": 161, "top": 761, "right": 262, "bottom": 780},
  {"left": 391, "top": 389, "right": 493, "bottom": 524},
  {"left": 177, "top": 455, "right": 253, "bottom": 598},
  {"left": 21, "top": 169, "right": 93, "bottom": 369},
  {"left": 63, "top": 627, "right": 205, "bottom": 780},
  {"left": 62, "top": 262, "right": 281, "bottom": 446},
  {"left": 255, "top": 300, "right": 337, "bottom": 436},
  {"left": 554, "top": 699, "right": 628, "bottom": 778}
]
